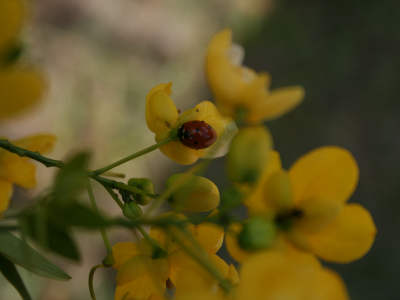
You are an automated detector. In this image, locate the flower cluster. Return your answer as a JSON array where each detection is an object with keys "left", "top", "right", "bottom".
[{"left": 0, "top": 6, "right": 377, "bottom": 300}]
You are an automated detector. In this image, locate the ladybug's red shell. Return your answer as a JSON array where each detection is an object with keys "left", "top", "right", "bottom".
[{"left": 177, "top": 120, "right": 217, "bottom": 150}]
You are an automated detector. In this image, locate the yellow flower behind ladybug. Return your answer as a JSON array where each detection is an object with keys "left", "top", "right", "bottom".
[{"left": 146, "top": 83, "right": 238, "bottom": 165}]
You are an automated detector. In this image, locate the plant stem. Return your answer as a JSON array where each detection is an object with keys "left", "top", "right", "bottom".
[
  {"left": 85, "top": 178, "right": 114, "bottom": 259},
  {"left": 88, "top": 264, "right": 104, "bottom": 300},
  {"left": 135, "top": 224, "right": 163, "bottom": 253},
  {"left": 0, "top": 139, "right": 65, "bottom": 168},
  {"left": 94, "top": 137, "right": 175, "bottom": 175},
  {"left": 168, "top": 228, "right": 232, "bottom": 293}
]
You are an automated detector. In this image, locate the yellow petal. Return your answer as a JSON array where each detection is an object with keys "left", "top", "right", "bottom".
[
  {"left": 307, "top": 268, "right": 350, "bottom": 300},
  {"left": 206, "top": 28, "right": 232, "bottom": 58},
  {"left": 148, "top": 294, "right": 168, "bottom": 300},
  {"left": 145, "top": 83, "right": 178, "bottom": 133},
  {"left": 156, "top": 139, "right": 198, "bottom": 165},
  {"left": 0, "top": 69, "right": 46, "bottom": 119},
  {"left": 193, "top": 222, "right": 225, "bottom": 254},
  {"left": 114, "top": 272, "right": 165, "bottom": 300},
  {"left": 289, "top": 146, "right": 359, "bottom": 205},
  {"left": 236, "top": 251, "right": 306, "bottom": 300},
  {"left": 208, "top": 253, "right": 230, "bottom": 278},
  {"left": 285, "top": 228, "right": 311, "bottom": 252},
  {"left": 308, "top": 203, "right": 376, "bottom": 263},
  {"left": 0, "top": 0, "right": 25, "bottom": 49},
  {"left": 264, "top": 170, "right": 293, "bottom": 211},
  {"left": 225, "top": 222, "right": 253, "bottom": 262},
  {"left": 113, "top": 242, "right": 144, "bottom": 270},
  {"left": 244, "top": 151, "right": 283, "bottom": 214},
  {"left": 248, "top": 85, "right": 305, "bottom": 122},
  {"left": 296, "top": 197, "right": 343, "bottom": 233},
  {"left": 4, "top": 159, "right": 36, "bottom": 189},
  {"left": 2, "top": 134, "right": 56, "bottom": 163},
  {"left": 176, "top": 101, "right": 238, "bottom": 159},
  {"left": 227, "top": 264, "right": 240, "bottom": 285},
  {"left": 116, "top": 255, "right": 153, "bottom": 286},
  {"left": 0, "top": 179, "right": 12, "bottom": 213},
  {"left": 168, "top": 248, "right": 204, "bottom": 285}
]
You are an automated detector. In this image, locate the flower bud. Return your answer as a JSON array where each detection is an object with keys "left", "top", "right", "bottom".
[
  {"left": 128, "top": 178, "right": 155, "bottom": 206},
  {"left": 226, "top": 126, "right": 272, "bottom": 183},
  {"left": 165, "top": 173, "right": 220, "bottom": 212},
  {"left": 123, "top": 202, "right": 143, "bottom": 220},
  {"left": 238, "top": 217, "right": 276, "bottom": 251}
]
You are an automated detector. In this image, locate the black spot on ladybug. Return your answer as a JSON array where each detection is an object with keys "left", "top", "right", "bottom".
[
  {"left": 193, "top": 121, "right": 197, "bottom": 123},
  {"left": 183, "top": 131, "right": 190, "bottom": 139},
  {"left": 202, "top": 121, "right": 205, "bottom": 123},
  {"left": 194, "top": 141, "right": 198, "bottom": 145},
  {"left": 196, "top": 128, "right": 200, "bottom": 132},
  {"left": 208, "top": 125, "right": 211, "bottom": 129}
]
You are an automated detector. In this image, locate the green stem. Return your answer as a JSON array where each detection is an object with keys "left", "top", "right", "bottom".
[
  {"left": 0, "top": 139, "right": 65, "bottom": 168},
  {"left": 85, "top": 178, "right": 114, "bottom": 258},
  {"left": 135, "top": 224, "right": 163, "bottom": 253},
  {"left": 89, "top": 264, "right": 104, "bottom": 300},
  {"left": 89, "top": 175, "right": 160, "bottom": 199},
  {"left": 168, "top": 228, "right": 232, "bottom": 293},
  {"left": 94, "top": 137, "right": 175, "bottom": 175}
]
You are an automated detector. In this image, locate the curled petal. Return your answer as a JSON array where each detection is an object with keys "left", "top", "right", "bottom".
[
  {"left": 289, "top": 146, "right": 359, "bottom": 205},
  {"left": 308, "top": 268, "right": 350, "bottom": 300},
  {"left": 145, "top": 83, "right": 178, "bottom": 133},
  {"left": 0, "top": 69, "right": 46, "bottom": 119},
  {"left": 0, "top": 180, "right": 12, "bottom": 213},
  {"left": 308, "top": 204, "right": 376, "bottom": 263},
  {"left": 248, "top": 86, "right": 305, "bottom": 122},
  {"left": 193, "top": 222, "right": 225, "bottom": 254}
]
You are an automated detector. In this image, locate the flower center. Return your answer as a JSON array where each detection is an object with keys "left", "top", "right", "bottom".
[{"left": 274, "top": 208, "right": 303, "bottom": 231}]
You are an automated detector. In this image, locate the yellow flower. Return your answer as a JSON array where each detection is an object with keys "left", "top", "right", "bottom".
[
  {"left": 113, "top": 214, "right": 227, "bottom": 300},
  {"left": 175, "top": 250, "right": 349, "bottom": 300},
  {"left": 146, "top": 83, "right": 238, "bottom": 165},
  {"left": 0, "top": 134, "right": 56, "bottom": 213},
  {"left": 206, "top": 28, "right": 305, "bottom": 123},
  {"left": 0, "top": 0, "right": 46, "bottom": 120},
  {"left": 226, "top": 147, "right": 376, "bottom": 263}
]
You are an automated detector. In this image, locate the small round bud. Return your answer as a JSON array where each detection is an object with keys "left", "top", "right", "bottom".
[
  {"left": 123, "top": 202, "right": 143, "bottom": 220},
  {"left": 128, "top": 178, "right": 155, "bottom": 206},
  {"left": 227, "top": 126, "right": 272, "bottom": 183},
  {"left": 238, "top": 217, "right": 277, "bottom": 251},
  {"left": 165, "top": 173, "right": 220, "bottom": 212}
]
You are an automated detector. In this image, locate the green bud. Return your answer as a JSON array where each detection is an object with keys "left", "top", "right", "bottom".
[
  {"left": 165, "top": 173, "right": 220, "bottom": 212},
  {"left": 128, "top": 178, "right": 155, "bottom": 206},
  {"left": 226, "top": 126, "right": 272, "bottom": 183},
  {"left": 238, "top": 217, "right": 277, "bottom": 251},
  {"left": 123, "top": 202, "right": 143, "bottom": 220}
]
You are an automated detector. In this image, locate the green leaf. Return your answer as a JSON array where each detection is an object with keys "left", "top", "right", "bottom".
[
  {"left": 0, "top": 253, "right": 32, "bottom": 300},
  {"left": 26, "top": 214, "right": 81, "bottom": 262},
  {"left": 53, "top": 151, "right": 90, "bottom": 204},
  {"left": 49, "top": 202, "right": 110, "bottom": 228},
  {"left": 0, "top": 231, "right": 71, "bottom": 281}
]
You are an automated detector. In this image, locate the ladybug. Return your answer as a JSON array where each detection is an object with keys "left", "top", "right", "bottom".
[{"left": 177, "top": 120, "right": 217, "bottom": 150}]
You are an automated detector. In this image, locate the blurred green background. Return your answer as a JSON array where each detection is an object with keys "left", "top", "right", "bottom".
[{"left": 1, "top": 0, "right": 399, "bottom": 299}]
